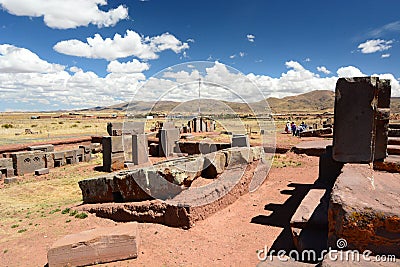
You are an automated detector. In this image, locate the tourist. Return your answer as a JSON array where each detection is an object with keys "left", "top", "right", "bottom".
[{"left": 291, "top": 122, "right": 297, "bottom": 136}]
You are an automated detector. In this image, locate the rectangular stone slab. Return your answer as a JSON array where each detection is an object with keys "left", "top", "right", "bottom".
[
  {"left": 47, "top": 222, "right": 138, "bottom": 267},
  {"left": 333, "top": 77, "right": 378, "bottom": 163}
]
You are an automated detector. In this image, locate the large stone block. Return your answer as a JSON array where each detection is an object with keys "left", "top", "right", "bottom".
[
  {"left": 47, "top": 223, "right": 139, "bottom": 267},
  {"left": 202, "top": 151, "right": 226, "bottom": 178},
  {"left": 333, "top": 77, "right": 391, "bottom": 163},
  {"left": 0, "top": 158, "right": 13, "bottom": 169},
  {"left": 223, "top": 147, "right": 253, "bottom": 167},
  {"left": 231, "top": 134, "right": 249, "bottom": 147},
  {"left": 28, "top": 144, "right": 54, "bottom": 152},
  {"left": 79, "top": 145, "right": 91, "bottom": 162},
  {"left": 159, "top": 128, "right": 180, "bottom": 157},
  {"left": 79, "top": 175, "right": 115, "bottom": 203},
  {"left": 328, "top": 164, "right": 400, "bottom": 258},
  {"left": 11, "top": 151, "right": 46, "bottom": 175}
]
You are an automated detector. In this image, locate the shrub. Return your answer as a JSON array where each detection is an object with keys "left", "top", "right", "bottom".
[{"left": 1, "top": 124, "right": 13, "bottom": 129}]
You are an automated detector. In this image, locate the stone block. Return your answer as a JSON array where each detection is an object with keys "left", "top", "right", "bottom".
[
  {"left": 79, "top": 145, "right": 91, "bottom": 162},
  {"left": 52, "top": 151, "right": 65, "bottom": 167},
  {"left": 328, "top": 164, "right": 400, "bottom": 258},
  {"left": 45, "top": 153, "right": 54, "bottom": 169},
  {"left": 159, "top": 128, "right": 180, "bottom": 157},
  {"left": 79, "top": 175, "right": 115, "bottom": 203},
  {"left": 0, "top": 158, "right": 13, "bottom": 169},
  {"left": 107, "top": 121, "right": 145, "bottom": 136},
  {"left": 4, "top": 177, "right": 17, "bottom": 184},
  {"left": 47, "top": 223, "right": 139, "bottom": 267},
  {"left": 35, "top": 168, "right": 49, "bottom": 175},
  {"left": 28, "top": 144, "right": 54, "bottom": 152},
  {"left": 63, "top": 149, "right": 77, "bottom": 164},
  {"left": 333, "top": 77, "right": 390, "bottom": 163},
  {"left": 223, "top": 147, "right": 253, "bottom": 167},
  {"left": 132, "top": 134, "right": 148, "bottom": 165},
  {"left": 11, "top": 151, "right": 46, "bottom": 175},
  {"left": 231, "top": 134, "right": 249, "bottom": 147},
  {"left": 318, "top": 145, "right": 343, "bottom": 187},
  {"left": 202, "top": 151, "right": 226, "bottom": 178}
]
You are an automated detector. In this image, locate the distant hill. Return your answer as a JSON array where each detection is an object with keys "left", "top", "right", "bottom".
[{"left": 82, "top": 90, "right": 400, "bottom": 115}]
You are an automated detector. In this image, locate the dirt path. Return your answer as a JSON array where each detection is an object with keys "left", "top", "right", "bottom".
[{"left": 0, "top": 152, "right": 319, "bottom": 266}]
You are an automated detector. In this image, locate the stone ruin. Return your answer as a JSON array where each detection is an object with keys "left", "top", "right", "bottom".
[
  {"left": 278, "top": 77, "right": 400, "bottom": 265},
  {"left": 1, "top": 143, "right": 91, "bottom": 183},
  {"left": 185, "top": 116, "right": 216, "bottom": 133}
]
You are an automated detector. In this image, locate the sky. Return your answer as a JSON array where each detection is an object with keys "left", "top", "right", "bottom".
[{"left": 0, "top": 0, "right": 400, "bottom": 111}]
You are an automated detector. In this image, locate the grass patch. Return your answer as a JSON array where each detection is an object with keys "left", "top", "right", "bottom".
[
  {"left": 49, "top": 208, "right": 61, "bottom": 214},
  {"left": 17, "top": 229, "right": 27, "bottom": 233},
  {"left": 1, "top": 123, "right": 13, "bottom": 129},
  {"left": 69, "top": 210, "right": 78, "bottom": 216},
  {"left": 11, "top": 224, "right": 19, "bottom": 228},
  {"left": 61, "top": 208, "right": 70, "bottom": 214},
  {"left": 74, "top": 212, "right": 88, "bottom": 219}
]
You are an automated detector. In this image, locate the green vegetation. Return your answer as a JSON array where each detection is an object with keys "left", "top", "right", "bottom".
[
  {"left": 1, "top": 123, "right": 13, "bottom": 129},
  {"left": 74, "top": 212, "right": 88, "bottom": 219}
]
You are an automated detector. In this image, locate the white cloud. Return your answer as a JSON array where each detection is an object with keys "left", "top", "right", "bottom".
[
  {"left": 107, "top": 59, "right": 149, "bottom": 73},
  {"left": 247, "top": 34, "right": 255, "bottom": 42},
  {"left": 337, "top": 66, "right": 365, "bottom": 77},
  {"left": 0, "top": 0, "right": 128, "bottom": 29},
  {"left": 381, "top": 53, "right": 391, "bottom": 58},
  {"left": 0, "top": 44, "right": 64, "bottom": 73},
  {"left": 54, "top": 30, "right": 189, "bottom": 61},
  {"left": 304, "top": 58, "right": 311, "bottom": 62},
  {"left": 317, "top": 66, "right": 331, "bottom": 74},
  {"left": 358, "top": 39, "right": 393, "bottom": 54},
  {"left": 367, "top": 21, "right": 400, "bottom": 38},
  {"left": 187, "top": 38, "right": 195, "bottom": 43},
  {"left": 239, "top": 52, "right": 245, "bottom": 57},
  {"left": 229, "top": 54, "right": 236, "bottom": 59}
]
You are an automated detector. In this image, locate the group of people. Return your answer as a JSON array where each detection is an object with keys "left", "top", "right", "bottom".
[{"left": 285, "top": 121, "right": 307, "bottom": 136}]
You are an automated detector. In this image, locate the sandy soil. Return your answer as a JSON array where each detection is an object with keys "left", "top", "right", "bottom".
[{"left": 0, "top": 134, "right": 321, "bottom": 266}]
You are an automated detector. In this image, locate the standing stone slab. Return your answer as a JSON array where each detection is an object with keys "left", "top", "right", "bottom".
[
  {"left": 333, "top": 77, "right": 379, "bottom": 162},
  {"left": 374, "top": 79, "right": 391, "bottom": 160},
  {"left": 47, "top": 222, "right": 139, "bottom": 267},
  {"left": 159, "top": 128, "right": 180, "bottom": 157},
  {"left": 132, "top": 134, "right": 148, "bottom": 165}
]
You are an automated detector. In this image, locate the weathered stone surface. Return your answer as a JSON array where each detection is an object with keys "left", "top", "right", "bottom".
[
  {"left": 290, "top": 189, "right": 327, "bottom": 229},
  {"left": 28, "top": 144, "right": 54, "bottom": 152},
  {"left": 223, "top": 147, "right": 253, "bottom": 167},
  {"left": 387, "top": 145, "right": 400, "bottom": 155},
  {"left": 0, "top": 158, "right": 13, "bottom": 169},
  {"left": 79, "top": 145, "right": 91, "bottom": 162},
  {"left": 159, "top": 128, "right": 180, "bottom": 157},
  {"left": 202, "top": 151, "right": 226, "bottom": 178},
  {"left": 232, "top": 134, "right": 249, "bottom": 147},
  {"left": 292, "top": 140, "right": 332, "bottom": 157},
  {"left": 388, "top": 128, "right": 400, "bottom": 137},
  {"left": 79, "top": 175, "right": 115, "bottom": 203},
  {"left": 374, "top": 155, "right": 400, "bottom": 173},
  {"left": 299, "top": 127, "right": 332, "bottom": 137},
  {"left": 333, "top": 77, "right": 391, "bottom": 162},
  {"left": 132, "top": 134, "right": 148, "bottom": 165},
  {"left": 11, "top": 151, "right": 46, "bottom": 175},
  {"left": 47, "top": 222, "right": 138, "bottom": 267},
  {"left": 35, "top": 168, "right": 49, "bottom": 175},
  {"left": 103, "top": 136, "right": 126, "bottom": 172},
  {"left": 328, "top": 164, "right": 400, "bottom": 258},
  {"left": 388, "top": 137, "right": 400, "bottom": 145}
]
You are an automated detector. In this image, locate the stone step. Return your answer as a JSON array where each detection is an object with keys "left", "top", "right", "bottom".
[
  {"left": 374, "top": 155, "right": 400, "bottom": 173},
  {"left": 387, "top": 145, "right": 400, "bottom": 155},
  {"left": 290, "top": 189, "right": 328, "bottom": 229},
  {"left": 388, "top": 137, "right": 400, "bottom": 145},
  {"left": 389, "top": 123, "right": 400, "bottom": 129},
  {"left": 388, "top": 128, "right": 400, "bottom": 137}
]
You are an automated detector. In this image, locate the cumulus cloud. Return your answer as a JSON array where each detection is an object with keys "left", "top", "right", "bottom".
[
  {"left": 0, "top": 44, "right": 64, "bottom": 73},
  {"left": 1, "top": 47, "right": 400, "bottom": 110},
  {"left": 317, "top": 66, "right": 331, "bottom": 74},
  {"left": 107, "top": 59, "right": 149, "bottom": 73},
  {"left": 246, "top": 34, "right": 255, "bottom": 42},
  {"left": 0, "top": 0, "right": 128, "bottom": 29},
  {"left": 337, "top": 66, "right": 365, "bottom": 77},
  {"left": 54, "top": 30, "right": 189, "bottom": 61},
  {"left": 358, "top": 39, "right": 393, "bottom": 54}
]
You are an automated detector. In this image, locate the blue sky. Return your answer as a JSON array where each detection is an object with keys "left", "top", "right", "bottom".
[{"left": 0, "top": 0, "right": 399, "bottom": 111}]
